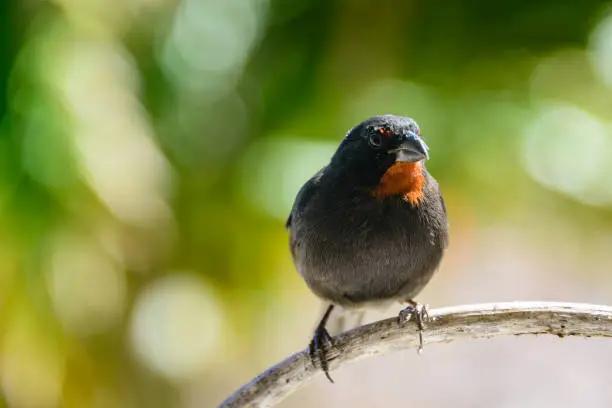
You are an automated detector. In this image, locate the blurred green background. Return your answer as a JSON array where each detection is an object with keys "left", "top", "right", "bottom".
[{"left": 2, "top": 0, "right": 612, "bottom": 407}]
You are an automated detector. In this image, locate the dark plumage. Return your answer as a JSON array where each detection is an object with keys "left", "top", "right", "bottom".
[{"left": 286, "top": 115, "right": 449, "bottom": 381}]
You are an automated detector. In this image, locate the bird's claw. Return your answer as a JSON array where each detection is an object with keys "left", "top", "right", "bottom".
[
  {"left": 398, "top": 302, "right": 430, "bottom": 354},
  {"left": 309, "top": 326, "right": 336, "bottom": 383}
]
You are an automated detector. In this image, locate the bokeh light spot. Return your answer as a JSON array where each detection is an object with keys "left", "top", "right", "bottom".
[
  {"left": 55, "top": 39, "right": 174, "bottom": 226},
  {"left": 241, "top": 138, "right": 337, "bottom": 221},
  {"left": 159, "top": 0, "right": 268, "bottom": 98},
  {"left": 523, "top": 103, "right": 612, "bottom": 205},
  {"left": 588, "top": 9, "right": 612, "bottom": 89},
  {"left": 46, "top": 230, "right": 127, "bottom": 335},
  {"left": 129, "top": 274, "right": 224, "bottom": 381}
]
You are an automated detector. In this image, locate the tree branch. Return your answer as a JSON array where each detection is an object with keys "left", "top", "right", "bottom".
[{"left": 218, "top": 301, "right": 612, "bottom": 408}]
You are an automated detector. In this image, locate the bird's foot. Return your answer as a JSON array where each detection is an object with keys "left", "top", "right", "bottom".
[
  {"left": 309, "top": 326, "right": 336, "bottom": 383},
  {"left": 398, "top": 301, "right": 430, "bottom": 354}
]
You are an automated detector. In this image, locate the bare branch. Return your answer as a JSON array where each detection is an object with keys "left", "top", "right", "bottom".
[{"left": 218, "top": 301, "right": 612, "bottom": 408}]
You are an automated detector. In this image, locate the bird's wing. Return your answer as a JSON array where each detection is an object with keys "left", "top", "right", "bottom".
[
  {"left": 439, "top": 189, "right": 447, "bottom": 216},
  {"left": 285, "top": 167, "right": 326, "bottom": 229},
  {"left": 438, "top": 187, "right": 450, "bottom": 249}
]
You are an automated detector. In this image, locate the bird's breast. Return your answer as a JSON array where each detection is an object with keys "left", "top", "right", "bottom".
[
  {"left": 373, "top": 161, "right": 425, "bottom": 206},
  {"left": 293, "top": 193, "right": 446, "bottom": 307}
]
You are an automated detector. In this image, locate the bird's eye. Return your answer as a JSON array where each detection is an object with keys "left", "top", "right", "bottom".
[{"left": 368, "top": 133, "right": 382, "bottom": 148}]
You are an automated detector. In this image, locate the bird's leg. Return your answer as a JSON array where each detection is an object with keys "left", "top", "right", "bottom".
[
  {"left": 309, "top": 304, "right": 336, "bottom": 383},
  {"left": 398, "top": 300, "right": 430, "bottom": 354}
]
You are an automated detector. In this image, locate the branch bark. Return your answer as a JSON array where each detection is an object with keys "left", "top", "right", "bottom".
[{"left": 218, "top": 301, "right": 612, "bottom": 408}]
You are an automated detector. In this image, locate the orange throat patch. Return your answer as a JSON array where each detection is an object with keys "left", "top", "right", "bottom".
[{"left": 373, "top": 161, "right": 425, "bottom": 206}]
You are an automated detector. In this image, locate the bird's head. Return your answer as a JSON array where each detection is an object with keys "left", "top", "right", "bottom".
[{"left": 330, "top": 115, "right": 429, "bottom": 205}]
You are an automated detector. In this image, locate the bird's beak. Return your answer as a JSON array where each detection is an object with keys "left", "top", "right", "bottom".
[{"left": 391, "top": 132, "right": 429, "bottom": 163}]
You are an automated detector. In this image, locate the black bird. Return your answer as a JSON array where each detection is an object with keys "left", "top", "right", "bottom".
[{"left": 286, "top": 115, "right": 449, "bottom": 382}]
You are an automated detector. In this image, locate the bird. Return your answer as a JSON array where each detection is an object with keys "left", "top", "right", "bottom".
[{"left": 285, "top": 114, "right": 449, "bottom": 382}]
